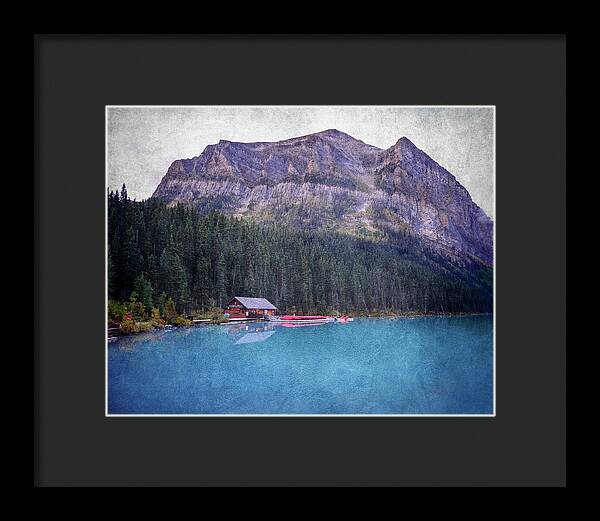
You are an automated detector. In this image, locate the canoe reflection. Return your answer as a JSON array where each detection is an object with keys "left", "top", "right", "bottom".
[{"left": 277, "top": 322, "right": 326, "bottom": 328}]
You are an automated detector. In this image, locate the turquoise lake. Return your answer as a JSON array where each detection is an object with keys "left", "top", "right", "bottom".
[{"left": 108, "top": 316, "right": 493, "bottom": 415}]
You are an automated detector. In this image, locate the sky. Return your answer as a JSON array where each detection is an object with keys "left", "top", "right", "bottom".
[{"left": 107, "top": 106, "right": 494, "bottom": 218}]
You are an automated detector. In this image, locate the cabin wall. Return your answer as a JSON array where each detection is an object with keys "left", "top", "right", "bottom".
[
  {"left": 248, "top": 308, "right": 276, "bottom": 316},
  {"left": 223, "top": 306, "right": 277, "bottom": 318},
  {"left": 224, "top": 307, "right": 246, "bottom": 317}
]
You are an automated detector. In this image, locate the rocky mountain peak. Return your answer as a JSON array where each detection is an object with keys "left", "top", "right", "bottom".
[
  {"left": 316, "top": 128, "right": 347, "bottom": 137},
  {"left": 389, "top": 136, "right": 425, "bottom": 159},
  {"left": 315, "top": 128, "right": 362, "bottom": 140},
  {"left": 395, "top": 136, "right": 415, "bottom": 147}
]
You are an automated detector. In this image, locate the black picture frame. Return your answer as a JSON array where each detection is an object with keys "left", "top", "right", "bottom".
[{"left": 34, "top": 34, "right": 566, "bottom": 487}]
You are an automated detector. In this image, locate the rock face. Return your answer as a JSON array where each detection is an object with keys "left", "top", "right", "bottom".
[{"left": 152, "top": 129, "right": 493, "bottom": 265}]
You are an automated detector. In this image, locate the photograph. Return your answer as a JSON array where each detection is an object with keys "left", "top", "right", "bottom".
[
  {"left": 36, "top": 33, "right": 566, "bottom": 488},
  {"left": 106, "top": 105, "right": 495, "bottom": 416}
]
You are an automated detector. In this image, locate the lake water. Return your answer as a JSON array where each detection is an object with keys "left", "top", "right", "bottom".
[{"left": 108, "top": 316, "right": 493, "bottom": 415}]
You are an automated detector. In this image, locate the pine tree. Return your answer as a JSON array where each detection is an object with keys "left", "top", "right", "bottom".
[
  {"left": 164, "top": 297, "right": 178, "bottom": 323},
  {"left": 216, "top": 251, "right": 227, "bottom": 308},
  {"left": 192, "top": 258, "right": 211, "bottom": 310},
  {"left": 159, "top": 247, "right": 189, "bottom": 312},
  {"left": 107, "top": 245, "right": 115, "bottom": 299},
  {"left": 133, "top": 273, "right": 154, "bottom": 313}
]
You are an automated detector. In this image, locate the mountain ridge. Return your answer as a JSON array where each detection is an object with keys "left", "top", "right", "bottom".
[{"left": 152, "top": 129, "right": 493, "bottom": 265}]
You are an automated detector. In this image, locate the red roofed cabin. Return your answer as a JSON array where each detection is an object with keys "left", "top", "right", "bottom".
[{"left": 224, "top": 297, "right": 277, "bottom": 319}]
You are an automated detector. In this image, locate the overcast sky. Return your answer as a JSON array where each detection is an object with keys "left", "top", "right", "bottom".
[{"left": 107, "top": 106, "right": 494, "bottom": 218}]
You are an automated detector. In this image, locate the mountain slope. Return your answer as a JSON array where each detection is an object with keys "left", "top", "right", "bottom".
[{"left": 152, "top": 129, "right": 493, "bottom": 265}]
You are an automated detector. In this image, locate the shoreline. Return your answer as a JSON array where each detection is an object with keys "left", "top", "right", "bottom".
[
  {"left": 361, "top": 311, "right": 491, "bottom": 318},
  {"left": 107, "top": 311, "right": 492, "bottom": 339}
]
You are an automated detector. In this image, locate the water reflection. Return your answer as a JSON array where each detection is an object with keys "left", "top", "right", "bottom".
[
  {"left": 276, "top": 322, "right": 327, "bottom": 328},
  {"left": 227, "top": 322, "right": 275, "bottom": 334},
  {"left": 228, "top": 322, "right": 278, "bottom": 345},
  {"left": 227, "top": 320, "right": 328, "bottom": 345},
  {"left": 112, "top": 319, "right": 333, "bottom": 352},
  {"left": 234, "top": 330, "right": 277, "bottom": 344},
  {"left": 114, "top": 329, "right": 168, "bottom": 351}
]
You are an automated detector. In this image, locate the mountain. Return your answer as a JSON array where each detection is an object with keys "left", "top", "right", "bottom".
[{"left": 152, "top": 129, "right": 493, "bottom": 265}]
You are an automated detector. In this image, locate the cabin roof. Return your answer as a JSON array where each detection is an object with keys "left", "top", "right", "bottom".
[{"left": 229, "top": 296, "right": 277, "bottom": 310}]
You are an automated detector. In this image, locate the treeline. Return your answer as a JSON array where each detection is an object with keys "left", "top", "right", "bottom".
[{"left": 108, "top": 185, "right": 492, "bottom": 319}]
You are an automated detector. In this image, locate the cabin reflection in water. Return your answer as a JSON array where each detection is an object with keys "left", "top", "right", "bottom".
[
  {"left": 231, "top": 322, "right": 277, "bottom": 345},
  {"left": 234, "top": 330, "right": 276, "bottom": 345}
]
